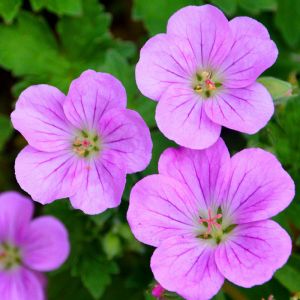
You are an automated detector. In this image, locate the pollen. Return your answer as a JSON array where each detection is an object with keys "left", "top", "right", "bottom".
[
  {"left": 0, "top": 243, "right": 22, "bottom": 270},
  {"left": 72, "top": 130, "right": 101, "bottom": 158}
]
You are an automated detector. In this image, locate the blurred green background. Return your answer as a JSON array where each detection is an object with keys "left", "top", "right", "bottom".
[{"left": 0, "top": 0, "right": 299, "bottom": 299}]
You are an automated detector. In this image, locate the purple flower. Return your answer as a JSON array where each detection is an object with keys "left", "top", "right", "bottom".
[
  {"left": 136, "top": 5, "right": 278, "bottom": 149},
  {"left": 127, "top": 139, "right": 294, "bottom": 300},
  {"left": 11, "top": 70, "right": 152, "bottom": 215},
  {"left": 0, "top": 191, "right": 69, "bottom": 300}
]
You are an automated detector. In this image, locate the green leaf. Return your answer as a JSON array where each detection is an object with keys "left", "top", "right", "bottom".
[
  {"left": 0, "top": 12, "right": 71, "bottom": 91},
  {"left": 102, "top": 233, "right": 122, "bottom": 259},
  {"left": 30, "top": 0, "right": 82, "bottom": 16},
  {"left": 258, "top": 76, "right": 293, "bottom": 103},
  {"left": 57, "top": 0, "right": 111, "bottom": 59},
  {"left": 210, "top": 0, "right": 237, "bottom": 15},
  {"left": 238, "top": 0, "right": 277, "bottom": 14},
  {"left": 0, "top": 0, "right": 22, "bottom": 23},
  {"left": 275, "top": 0, "right": 300, "bottom": 47},
  {"left": 275, "top": 255, "right": 300, "bottom": 292},
  {"left": 0, "top": 115, "right": 13, "bottom": 152},
  {"left": 80, "top": 252, "right": 119, "bottom": 299},
  {"left": 133, "top": 0, "right": 201, "bottom": 35}
]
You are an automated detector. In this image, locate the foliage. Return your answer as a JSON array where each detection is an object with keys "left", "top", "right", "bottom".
[{"left": 0, "top": 0, "right": 299, "bottom": 299}]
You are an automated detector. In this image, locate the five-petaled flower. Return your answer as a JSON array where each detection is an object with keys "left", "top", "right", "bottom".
[
  {"left": 11, "top": 70, "right": 152, "bottom": 215},
  {"left": 0, "top": 192, "right": 69, "bottom": 300},
  {"left": 136, "top": 4, "right": 278, "bottom": 149},
  {"left": 127, "top": 138, "right": 294, "bottom": 300}
]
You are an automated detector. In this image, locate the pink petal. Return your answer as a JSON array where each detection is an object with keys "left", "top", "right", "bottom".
[
  {"left": 151, "top": 236, "right": 224, "bottom": 300},
  {"left": 155, "top": 88, "right": 221, "bottom": 149},
  {"left": 100, "top": 108, "right": 152, "bottom": 173},
  {"left": 219, "top": 35, "right": 278, "bottom": 88},
  {"left": 0, "top": 192, "right": 33, "bottom": 244},
  {"left": 221, "top": 148, "right": 295, "bottom": 224},
  {"left": 135, "top": 33, "right": 196, "bottom": 101},
  {"left": 215, "top": 220, "right": 291, "bottom": 287},
  {"left": 22, "top": 216, "right": 69, "bottom": 272},
  {"left": 0, "top": 268, "right": 45, "bottom": 300},
  {"left": 70, "top": 156, "right": 126, "bottom": 215},
  {"left": 158, "top": 138, "right": 230, "bottom": 211},
  {"left": 127, "top": 174, "right": 198, "bottom": 247},
  {"left": 230, "top": 17, "right": 270, "bottom": 40},
  {"left": 167, "top": 5, "right": 233, "bottom": 69},
  {"left": 205, "top": 83, "right": 274, "bottom": 134},
  {"left": 63, "top": 70, "right": 126, "bottom": 129},
  {"left": 11, "top": 85, "right": 72, "bottom": 152},
  {"left": 15, "top": 146, "right": 85, "bottom": 204}
]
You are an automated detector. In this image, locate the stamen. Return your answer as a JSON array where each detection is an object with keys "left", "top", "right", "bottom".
[
  {"left": 199, "top": 208, "right": 223, "bottom": 235},
  {"left": 72, "top": 131, "right": 101, "bottom": 158}
]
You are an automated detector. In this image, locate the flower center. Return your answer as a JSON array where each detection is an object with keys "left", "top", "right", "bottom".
[
  {"left": 0, "top": 243, "right": 22, "bottom": 270},
  {"left": 72, "top": 130, "right": 101, "bottom": 158},
  {"left": 197, "top": 208, "right": 236, "bottom": 244},
  {"left": 192, "top": 70, "right": 222, "bottom": 98}
]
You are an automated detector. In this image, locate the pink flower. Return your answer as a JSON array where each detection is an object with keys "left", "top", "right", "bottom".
[
  {"left": 136, "top": 5, "right": 278, "bottom": 149},
  {"left": 11, "top": 70, "right": 152, "bottom": 215},
  {"left": 0, "top": 192, "right": 69, "bottom": 300},
  {"left": 127, "top": 139, "right": 294, "bottom": 300},
  {"left": 152, "top": 283, "right": 165, "bottom": 299}
]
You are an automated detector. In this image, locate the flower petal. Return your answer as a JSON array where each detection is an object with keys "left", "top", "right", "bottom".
[
  {"left": 167, "top": 5, "right": 233, "bottom": 69},
  {"left": 215, "top": 220, "right": 291, "bottom": 287},
  {"left": 0, "top": 268, "right": 45, "bottom": 300},
  {"left": 63, "top": 70, "right": 126, "bottom": 130},
  {"left": 100, "top": 108, "right": 152, "bottom": 173},
  {"left": 127, "top": 174, "right": 198, "bottom": 247},
  {"left": 15, "top": 146, "right": 85, "bottom": 204},
  {"left": 0, "top": 192, "right": 33, "bottom": 244},
  {"left": 230, "top": 17, "right": 270, "bottom": 40},
  {"left": 158, "top": 138, "right": 230, "bottom": 211},
  {"left": 11, "top": 85, "right": 72, "bottom": 152},
  {"left": 151, "top": 236, "right": 224, "bottom": 300},
  {"left": 156, "top": 88, "right": 221, "bottom": 149},
  {"left": 136, "top": 33, "right": 196, "bottom": 101},
  {"left": 219, "top": 35, "right": 278, "bottom": 88},
  {"left": 205, "top": 83, "right": 274, "bottom": 134},
  {"left": 221, "top": 148, "right": 295, "bottom": 224},
  {"left": 22, "top": 216, "right": 69, "bottom": 272},
  {"left": 70, "top": 157, "right": 126, "bottom": 215}
]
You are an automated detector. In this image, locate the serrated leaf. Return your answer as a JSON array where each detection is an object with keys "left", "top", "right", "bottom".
[
  {"left": 258, "top": 76, "right": 293, "bottom": 103},
  {"left": 30, "top": 0, "right": 82, "bottom": 16},
  {"left": 0, "top": 0, "right": 22, "bottom": 23},
  {"left": 133, "top": 0, "right": 202, "bottom": 35},
  {"left": 275, "top": 0, "right": 300, "bottom": 46},
  {"left": 0, "top": 115, "right": 13, "bottom": 151},
  {"left": 80, "top": 253, "right": 119, "bottom": 299}
]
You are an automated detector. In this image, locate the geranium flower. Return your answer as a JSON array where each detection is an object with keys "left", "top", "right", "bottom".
[
  {"left": 11, "top": 70, "right": 152, "bottom": 214},
  {"left": 0, "top": 192, "right": 69, "bottom": 300},
  {"left": 136, "top": 5, "right": 277, "bottom": 149},
  {"left": 127, "top": 139, "right": 294, "bottom": 300}
]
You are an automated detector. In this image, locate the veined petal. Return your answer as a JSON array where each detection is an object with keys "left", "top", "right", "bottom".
[
  {"left": 167, "top": 5, "right": 233, "bottom": 69},
  {"left": 156, "top": 88, "right": 221, "bottom": 149},
  {"left": 127, "top": 174, "right": 199, "bottom": 248},
  {"left": 151, "top": 236, "right": 224, "bottom": 300},
  {"left": 100, "top": 108, "right": 152, "bottom": 173},
  {"left": 0, "top": 268, "right": 45, "bottom": 300},
  {"left": 215, "top": 220, "right": 291, "bottom": 287},
  {"left": 205, "top": 83, "right": 274, "bottom": 134},
  {"left": 11, "top": 85, "right": 72, "bottom": 152},
  {"left": 22, "top": 216, "right": 69, "bottom": 272},
  {"left": 64, "top": 70, "right": 127, "bottom": 130},
  {"left": 220, "top": 148, "right": 295, "bottom": 224},
  {"left": 136, "top": 33, "right": 196, "bottom": 101},
  {"left": 70, "top": 156, "right": 126, "bottom": 215},
  {"left": 15, "top": 146, "right": 85, "bottom": 204},
  {"left": 158, "top": 138, "right": 230, "bottom": 211},
  {"left": 0, "top": 192, "right": 33, "bottom": 244}
]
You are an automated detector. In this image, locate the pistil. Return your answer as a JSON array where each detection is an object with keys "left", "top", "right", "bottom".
[{"left": 72, "top": 130, "right": 101, "bottom": 158}]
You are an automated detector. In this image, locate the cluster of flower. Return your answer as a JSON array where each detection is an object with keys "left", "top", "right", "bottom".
[{"left": 1, "top": 4, "right": 295, "bottom": 300}]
